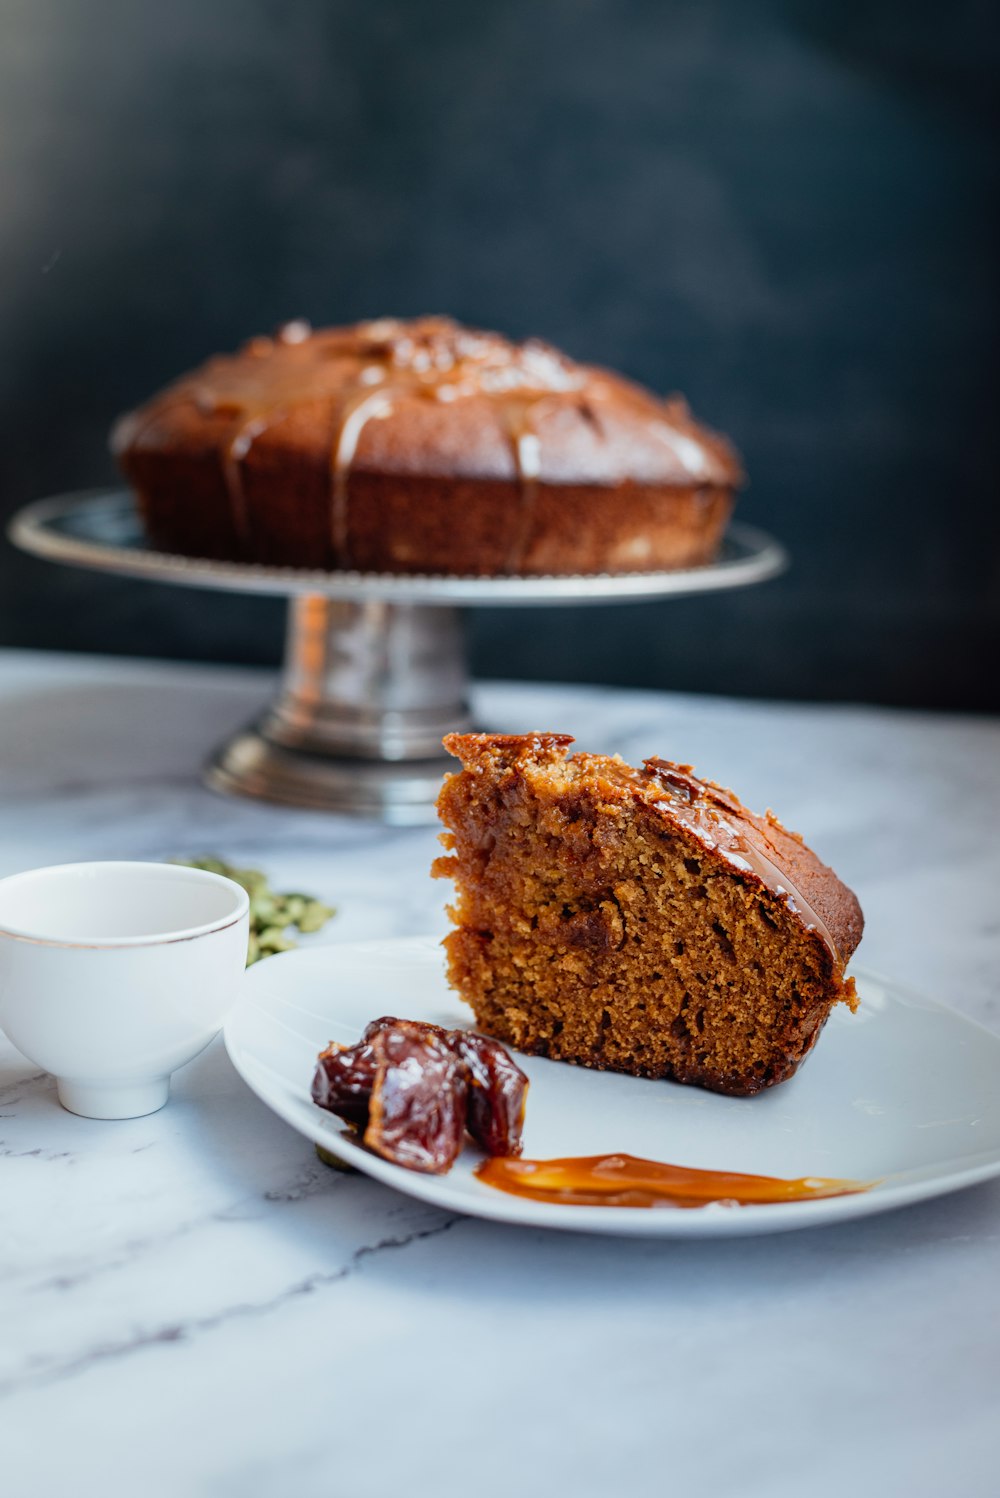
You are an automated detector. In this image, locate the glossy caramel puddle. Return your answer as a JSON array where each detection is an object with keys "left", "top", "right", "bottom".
[{"left": 475, "top": 1152, "right": 871, "bottom": 1209}]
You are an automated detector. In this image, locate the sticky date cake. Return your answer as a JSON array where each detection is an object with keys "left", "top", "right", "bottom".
[
  {"left": 433, "top": 735, "right": 864, "bottom": 1097},
  {"left": 112, "top": 316, "right": 743, "bottom": 576}
]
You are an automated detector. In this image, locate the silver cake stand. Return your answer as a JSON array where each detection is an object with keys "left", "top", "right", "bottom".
[{"left": 9, "top": 489, "right": 788, "bottom": 824}]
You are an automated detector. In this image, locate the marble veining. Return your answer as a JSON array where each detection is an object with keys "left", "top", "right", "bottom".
[
  {"left": 4, "top": 1206, "right": 463, "bottom": 1401},
  {"left": 1, "top": 649, "right": 999, "bottom": 1498}
]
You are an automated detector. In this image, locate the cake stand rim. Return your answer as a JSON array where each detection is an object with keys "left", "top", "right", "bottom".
[{"left": 8, "top": 487, "right": 788, "bottom": 607}]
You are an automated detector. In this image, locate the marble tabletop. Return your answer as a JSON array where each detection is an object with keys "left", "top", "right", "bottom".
[{"left": 1, "top": 648, "right": 998, "bottom": 1498}]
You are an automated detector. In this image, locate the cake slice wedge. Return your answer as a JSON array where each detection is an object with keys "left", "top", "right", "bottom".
[{"left": 432, "top": 734, "right": 863, "bottom": 1097}]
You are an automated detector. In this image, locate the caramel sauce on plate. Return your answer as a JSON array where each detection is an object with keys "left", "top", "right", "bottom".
[{"left": 475, "top": 1152, "right": 871, "bottom": 1209}]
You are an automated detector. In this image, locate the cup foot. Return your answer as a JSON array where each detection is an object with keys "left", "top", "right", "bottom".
[{"left": 57, "top": 1076, "right": 170, "bottom": 1119}]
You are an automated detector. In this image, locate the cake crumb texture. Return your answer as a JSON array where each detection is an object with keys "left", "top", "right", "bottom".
[{"left": 433, "top": 734, "right": 863, "bottom": 1096}]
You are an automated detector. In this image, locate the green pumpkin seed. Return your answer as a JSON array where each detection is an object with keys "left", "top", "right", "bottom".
[{"left": 174, "top": 857, "right": 337, "bottom": 966}]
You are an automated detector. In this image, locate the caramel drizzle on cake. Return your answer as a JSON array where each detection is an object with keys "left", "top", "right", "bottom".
[
  {"left": 113, "top": 316, "right": 738, "bottom": 572},
  {"left": 641, "top": 760, "right": 841, "bottom": 964},
  {"left": 115, "top": 316, "right": 599, "bottom": 570}
]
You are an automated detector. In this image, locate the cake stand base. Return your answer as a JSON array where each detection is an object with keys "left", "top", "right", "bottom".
[
  {"left": 206, "top": 734, "right": 459, "bottom": 823},
  {"left": 204, "top": 595, "right": 472, "bottom": 823}
]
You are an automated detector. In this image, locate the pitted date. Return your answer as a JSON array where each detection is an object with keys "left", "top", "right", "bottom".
[
  {"left": 312, "top": 1040, "right": 377, "bottom": 1126},
  {"left": 311, "top": 1016, "right": 529, "bottom": 1174},
  {"left": 365, "top": 1027, "right": 467, "bottom": 1173},
  {"left": 451, "top": 1032, "right": 529, "bottom": 1157}
]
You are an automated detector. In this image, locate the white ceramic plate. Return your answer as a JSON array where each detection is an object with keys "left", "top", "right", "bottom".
[{"left": 225, "top": 937, "right": 1000, "bottom": 1237}]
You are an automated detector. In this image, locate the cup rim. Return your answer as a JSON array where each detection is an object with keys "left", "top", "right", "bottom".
[{"left": 0, "top": 861, "right": 251, "bottom": 948}]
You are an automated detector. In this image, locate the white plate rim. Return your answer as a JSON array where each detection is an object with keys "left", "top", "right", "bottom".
[{"left": 224, "top": 937, "right": 1000, "bottom": 1238}]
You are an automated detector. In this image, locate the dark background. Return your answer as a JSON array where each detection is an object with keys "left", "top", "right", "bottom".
[{"left": 1, "top": 0, "right": 997, "bottom": 709}]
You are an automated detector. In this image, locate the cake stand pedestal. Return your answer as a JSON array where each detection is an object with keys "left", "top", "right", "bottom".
[
  {"left": 213, "top": 596, "right": 473, "bottom": 815},
  {"left": 9, "top": 490, "right": 788, "bottom": 823}
]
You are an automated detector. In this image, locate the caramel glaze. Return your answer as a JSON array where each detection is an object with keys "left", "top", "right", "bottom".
[
  {"left": 640, "top": 759, "right": 842, "bottom": 966},
  {"left": 113, "top": 316, "right": 737, "bottom": 571},
  {"left": 449, "top": 734, "right": 857, "bottom": 974},
  {"left": 475, "top": 1153, "right": 871, "bottom": 1209}
]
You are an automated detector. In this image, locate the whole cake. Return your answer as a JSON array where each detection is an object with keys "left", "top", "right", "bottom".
[
  {"left": 112, "top": 316, "right": 743, "bottom": 575},
  {"left": 433, "top": 734, "right": 863, "bottom": 1096}
]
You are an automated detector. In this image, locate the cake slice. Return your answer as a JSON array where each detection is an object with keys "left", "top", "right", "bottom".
[{"left": 433, "top": 734, "right": 864, "bottom": 1097}]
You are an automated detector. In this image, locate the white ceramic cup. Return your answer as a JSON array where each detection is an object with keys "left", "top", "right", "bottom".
[{"left": 0, "top": 861, "right": 250, "bottom": 1119}]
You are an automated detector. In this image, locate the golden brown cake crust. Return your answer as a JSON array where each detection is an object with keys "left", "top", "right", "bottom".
[
  {"left": 433, "top": 733, "right": 864, "bottom": 1097},
  {"left": 112, "top": 316, "right": 743, "bottom": 575}
]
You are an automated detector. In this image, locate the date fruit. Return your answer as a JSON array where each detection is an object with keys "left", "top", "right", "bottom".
[{"left": 311, "top": 1016, "right": 528, "bottom": 1174}]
